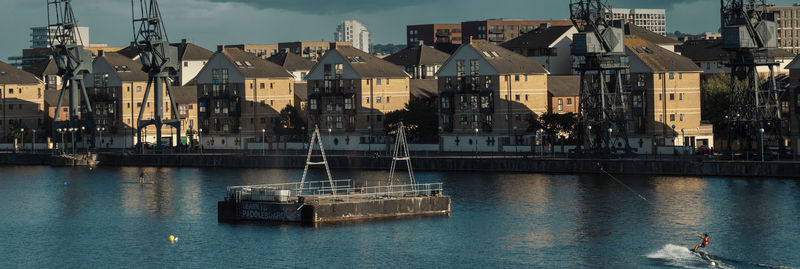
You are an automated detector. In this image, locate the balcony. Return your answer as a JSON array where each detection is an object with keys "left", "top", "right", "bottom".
[
  {"left": 436, "top": 30, "right": 451, "bottom": 37},
  {"left": 489, "top": 28, "right": 504, "bottom": 34},
  {"left": 488, "top": 34, "right": 505, "bottom": 42}
]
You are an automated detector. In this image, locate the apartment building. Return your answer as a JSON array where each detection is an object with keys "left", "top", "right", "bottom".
[
  {"left": 84, "top": 51, "right": 179, "bottom": 147},
  {"left": 0, "top": 60, "right": 45, "bottom": 143},
  {"left": 224, "top": 44, "right": 280, "bottom": 59},
  {"left": 278, "top": 41, "right": 351, "bottom": 62},
  {"left": 501, "top": 25, "right": 579, "bottom": 75},
  {"left": 624, "top": 35, "right": 713, "bottom": 149},
  {"left": 677, "top": 39, "right": 794, "bottom": 75},
  {"left": 767, "top": 5, "right": 800, "bottom": 54},
  {"left": 461, "top": 19, "right": 573, "bottom": 45},
  {"left": 384, "top": 45, "right": 450, "bottom": 79},
  {"left": 406, "top": 24, "right": 462, "bottom": 52},
  {"left": 306, "top": 46, "right": 411, "bottom": 149},
  {"left": 195, "top": 47, "right": 295, "bottom": 149},
  {"left": 547, "top": 75, "right": 580, "bottom": 114},
  {"left": 436, "top": 40, "right": 549, "bottom": 152},
  {"left": 610, "top": 8, "right": 666, "bottom": 35},
  {"left": 174, "top": 40, "right": 214, "bottom": 86},
  {"left": 335, "top": 20, "right": 371, "bottom": 52},
  {"left": 170, "top": 86, "right": 198, "bottom": 145},
  {"left": 267, "top": 52, "right": 316, "bottom": 82}
]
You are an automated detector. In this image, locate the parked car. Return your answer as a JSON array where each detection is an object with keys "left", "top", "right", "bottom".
[{"left": 696, "top": 145, "right": 710, "bottom": 155}]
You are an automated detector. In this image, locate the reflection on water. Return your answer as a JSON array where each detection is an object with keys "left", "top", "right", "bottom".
[{"left": 0, "top": 166, "right": 798, "bottom": 268}]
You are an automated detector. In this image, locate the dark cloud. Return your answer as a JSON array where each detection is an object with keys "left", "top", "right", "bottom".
[
  {"left": 200, "top": 0, "right": 430, "bottom": 14},
  {"left": 605, "top": 0, "right": 702, "bottom": 10}
]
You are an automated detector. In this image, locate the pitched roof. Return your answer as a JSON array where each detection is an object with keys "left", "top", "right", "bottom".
[
  {"left": 170, "top": 85, "right": 197, "bottom": 104},
  {"left": 294, "top": 82, "right": 308, "bottom": 101},
  {"left": 24, "top": 58, "right": 58, "bottom": 79},
  {"left": 329, "top": 45, "right": 410, "bottom": 78},
  {"left": 678, "top": 39, "right": 795, "bottom": 62},
  {"left": 410, "top": 79, "right": 439, "bottom": 99},
  {"left": 267, "top": 52, "right": 315, "bottom": 71},
  {"left": 97, "top": 52, "right": 149, "bottom": 81},
  {"left": 625, "top": 36, "right": 702, "bottom": 72},
  {"left": 625, "top": 23, "right": 681, "bottom": 45},
  {"left": 547, "top": 75, "right": 580, "bottom": 97},
  {"left": 466, "top": 39, "right": 549, "bottom": 74},
  {"left": 44, "top": 90, "right": 70, "bottom": 106},
  {"left": 178, "top": 42, "right": 213, "bottom": 61},
  {"left": 384, "top": 45, "right": 450, "bottom": 67},
  {"left": 220, "top": 47, "right": 293, "bottom": 78},
  {"left": 0, "top": 60, "right": 42, "bottom": 85},
  {"left": 501, "top": 25, "right": 574, "bottom": 50},
  {"left": 116, "top": 46, "right": 141, "bottom": 59}
]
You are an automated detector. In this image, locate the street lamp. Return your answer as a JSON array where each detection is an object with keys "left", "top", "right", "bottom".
[
  {"left": 31, "top": 129, "right": 36, "bottom": 153},
  {"left": 198, "top": 128, "right": 203, "bottom": 154},
  {"left": 681, "top": 128, "right": 686, "bottom": 155},
  {"left": 80, "top": 126, "right": 85, "bottom": 151},
  {"left": 261, "top": 128, "right": 266, "bottom": 155},
  {"left": 538, "top": 128, "right": 544, "bottom": 156},
  {"left": 300, "top": 125, "right": 306, "bottom": 152},
  {"left": 97, "top": 127, "right": 105, "bottom": 150},
  {"left": 20, "top": 128, "right": 25, "bottom": 153},
  {"left": 513, "top": 125, "right": 518, "bottom": 154},
  {"left": 608, "top": 128, "right": 613, "bottom": 152},
  {"left": 58, "top": 128, "right": 65, "bottom": 154},
  {"left": 367, "top": 125, "right": 372, "bottom": 154},
  {"left": 671, "top": 124, "right": 677, "bottom": 146},
  {"left": 328, "top": 128, "right": 332, "bottom": 150},
  {"left": 437, "top": 126, "right": 443, "bottom": 154},
  {"left": 238, "top": 126, "right": 243, "bottom": 151},
  {"left": 474, "top": 128, "right": 479, "bottom": 157},
  {"left": 760, "top": 127, "right": 765, "bottom": 162}
]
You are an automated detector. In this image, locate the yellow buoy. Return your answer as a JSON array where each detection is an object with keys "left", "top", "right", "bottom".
[{"left": 169, "top": 235, "right": 175, "bottom": 243}]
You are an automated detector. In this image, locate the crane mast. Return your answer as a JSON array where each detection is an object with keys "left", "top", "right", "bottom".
[
  {"left": 569, "top": 0, "right": 633, "bottom": 156},
  {"left": 720, "top": 0, "right": 783, "bottom": 156},
  {"left": 47, "top": 0, "right": 96, "bottom": 152},
  {"left": 132, "top": 0, "right": 181, "bottom": 152}
]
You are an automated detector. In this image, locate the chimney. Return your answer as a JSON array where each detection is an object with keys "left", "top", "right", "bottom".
[
  {"left": 98, "top": 50, "right": 104, "bottom": 57},
  {"left": 217, "top": 45, "right": 225, "bottom": 52}
]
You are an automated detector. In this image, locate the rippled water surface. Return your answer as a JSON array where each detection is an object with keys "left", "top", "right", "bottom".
[{"left": 0, "top": 166, "right": 798, "bottom": 268}]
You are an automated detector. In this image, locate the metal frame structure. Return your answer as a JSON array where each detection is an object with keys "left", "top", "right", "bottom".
[
  {"left": 569, "top": 0, "right": 633, "bottom": 156},
  {"left": 387, "top": 122, "right": 417, "bottom": 190},
  {"left": 721, "top": 0, "right": 784, "bottom": 156},
  {"left": 298, "top": 125, "right": 335, "bottom": 195},
  {"left": 47, "top": 0, "right": 96, "bottom": 151},
  {"left": 131, "top": 0, "right": 181, "bottom": 152}
]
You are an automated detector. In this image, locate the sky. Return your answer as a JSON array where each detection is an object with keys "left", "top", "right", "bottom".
[{"left": 1, "top": 0, "right": 799, "bottom": 62}]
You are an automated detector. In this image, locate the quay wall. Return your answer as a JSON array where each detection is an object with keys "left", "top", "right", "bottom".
[{"left": 2, "top": 153, "right": 800, "bottom": 178}]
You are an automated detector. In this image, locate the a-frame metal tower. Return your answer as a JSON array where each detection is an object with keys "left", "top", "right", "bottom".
[
  {"left": 569, "top": 0, "right": 633, "bottom": 156},
  {"left": 47, "top": 0, "right": 96, "bottom": 150},
  {"left": 298, "top": 125, "right": 335, "bottom": 195},
  {"left": 721, "top": 0, "right": 784, "bottom": 155},
  {"left": 132, "top": 0, "right": 181, "bottom": 152}
]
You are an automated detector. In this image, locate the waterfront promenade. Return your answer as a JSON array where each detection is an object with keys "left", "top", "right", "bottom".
[{"left": 2, "top": 150, "right": 798, "bottom": 178}]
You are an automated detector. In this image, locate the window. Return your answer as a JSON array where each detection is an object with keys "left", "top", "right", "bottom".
[
  {"left": 566, "top": 98, "right": 572, "bottom": 105},
  {"left": 386, "top": 96, "right": 390, "bottom": 103},
  {"left": 270, "top": 83, "right": 273, "bottom": 89},
  {"left": 669, "top": 73, "right": 674, "bottom": 80},
  {"left": 345, "top": 98, "right": 352, "bottom": 109},
  {"left": 137, "top": 86, "right": 142, "bottom": 92},
  {"left": 366, "top": 97, "right": 370, "bottom": 104},
  {"left": 670, "top": 114, "right": 675, "bottom": 121},
  {"left": 377, "top": 79, "right": 381, "bottom": 85},
  {"left": 680, "top": 114, "right": 684, "bottom": 121},
  {"left": 679, "top": 93, "right": 683, "bottom": 100},
  {"left": 386, "top": 79, "right": 390, "bottom": 85},
  {"left": 310, "top": 99, "right": 318, "bottom": 110},
  {"left": 679, "top": 73, "right": 683, "bottom": 79},
  {"left": 260, "top": 83, "right": 265, "bottom": 89},
  {"left": 669, "top": 93, "right": 674, "bottom": 100},
  {"left": 184, "top": 62, "right": 188, "bottom": 67},
  {"left": 377, "top": 97, "right": 382, "bottom": 103},
  {"left": 515, "top": 94, "right": 520, "bottom": 101},
  {"left": 659, "top": 94, "right": 662, "bottom": 100},
  {"left": 8, "top": 88, "right": 13, "bottom": 94},
  {"left": 515, "top": 75, "right": 520, "bottom": 82},
  {"left": 525, "top": 94, "right": 529, "bottom": 101}
]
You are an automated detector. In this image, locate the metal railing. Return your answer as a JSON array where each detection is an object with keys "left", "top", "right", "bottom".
[{"left": 225, "top": 180, "right": 445, "bottom": 202}]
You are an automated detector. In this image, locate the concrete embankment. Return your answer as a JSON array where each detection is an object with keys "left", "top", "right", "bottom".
[{"left": 2, "top": 152, "right": 799, "bottom": 178}]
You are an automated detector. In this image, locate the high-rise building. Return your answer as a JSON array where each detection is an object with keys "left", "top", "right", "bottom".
[
  {"left": 29, "top": 26, "right": 90, "bottom": 49},
  {"left": 461, "top": 19, "right": 574, "bottom": 45},
  {"left": 335, "top": 20, "right": 371, "bottom": 53},
  {"left": 406, "top": 24, "right": 462, "bottom": 52},
  {"left": 609, "top": 8, "right": 666, "bottom": 36},
  {"left": 767, "top": 5, "right": 800, "bottom": 54}
]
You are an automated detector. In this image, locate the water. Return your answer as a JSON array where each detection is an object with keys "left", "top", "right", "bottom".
[{"left": 0, "top": 166, "right": 798, "bottom": 268}]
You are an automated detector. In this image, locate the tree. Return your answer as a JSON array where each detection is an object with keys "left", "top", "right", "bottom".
[
  {"left": 701, "top": 73, "right": 731, "bottom": 138},
  {"left": 272, "top": 105, "right": 306, "bottom": 137},
  {"left": 525, "top": 112, "right": 543, "bottom": 133},
  {"left": 384, "top": 98, "right": 439, "bottom": 143}
]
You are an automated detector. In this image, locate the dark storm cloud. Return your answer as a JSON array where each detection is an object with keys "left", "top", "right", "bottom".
[{"left": 201, "top": 0, "right": 431, "bottom": 14}]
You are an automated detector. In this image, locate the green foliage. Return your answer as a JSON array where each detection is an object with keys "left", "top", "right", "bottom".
[
  {"left": 525, "top": 113, "right": 543, "bottom": 133},
  {"left": 6, "top": 121, "right": 25, "bottom": 142},
  {"left": 700, "top": 73, "right": 731, "bottom": 137},
  {"left": 539, "top": 112, "right": 578, "bottom": 137},
  {"left": 384, "top": 98, "right": 439, "bottom": 143},
  {"left": 272, "top": 105, "right": 306, "bottom": 136}
]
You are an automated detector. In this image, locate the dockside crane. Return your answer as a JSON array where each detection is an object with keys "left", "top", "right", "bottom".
[
  {"left": 47, "top": 0, "right": 96, "bottom": 151},
  {"left": 569, "top": 0, "right": 633, "bottom": 156},
  {"left": 131, "top": 0, "right": 181, "bottom": 152},
  {"left": 720, "top": 0, "right": 784, "bottom": 156}
]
